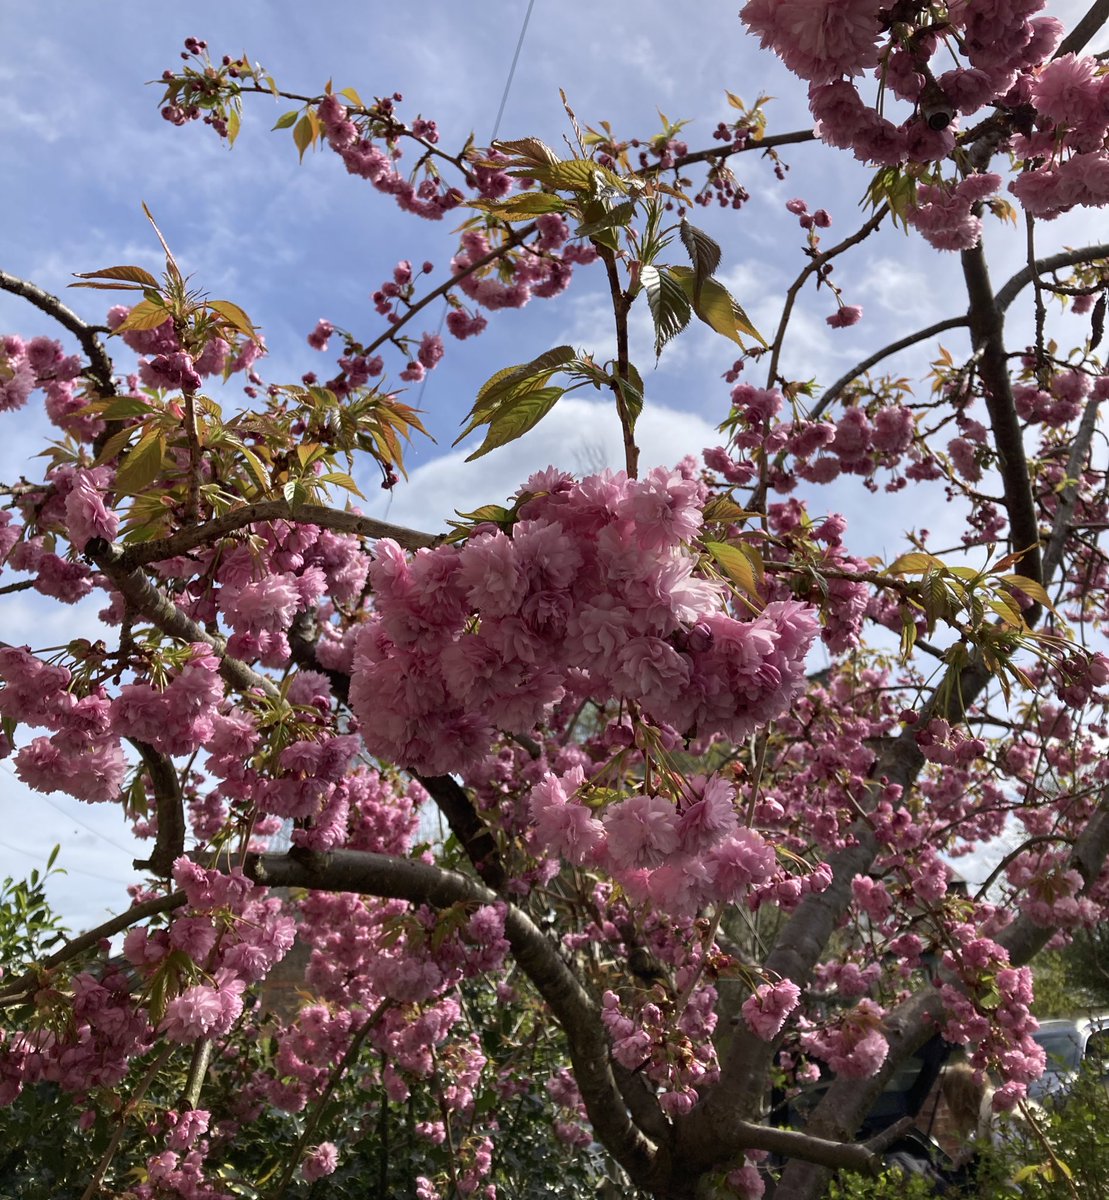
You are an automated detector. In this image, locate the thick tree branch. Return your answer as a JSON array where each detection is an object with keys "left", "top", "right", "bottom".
[
  {"left": 1042, "top": 394, "right": 1102, "bottom": 586},
  {"left": 0, "top": 269, "right": 116, "bottom": 399},
  {"left": 130, "top": 740, "right": 186, "bottom": 878},
  {"left": 117, "top": 500, "right": 440, "bottom": 570},
  {"left": 995, "top": 244, "right": 1109, "bottom": 313},
  {"left": 1055, "top": 0, "right": 1109, "bottom": 58},
  {"left": 416, "top": 774, "right": 508, "bottom": 892},
  {"left": 772, "top": 792, "right": 1109, "bottom": 1200},
  {"left": 813, "top": 244, "right": 1109, "bottom": 420},
  {"left": 84, "top": 538, "right": 278, "bottom": 699},
  {"left": 244, "top": 848, "right": 666, "bottom": 1191},
  {"left": 961, "top": 238, "right": 1042, "bottom": 591}
]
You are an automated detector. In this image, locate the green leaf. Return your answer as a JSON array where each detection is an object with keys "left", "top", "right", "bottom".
[
  {"left": 614, "top": 362, "right": 644, "bottom": 432},
  {"left": 887, "top": 552, "right": 944, "bottom": 575},
  {"left": 471, "top": 192, "right": 569, "bottom": 220},
  {"left": 239, "top": 446, "right": 271, "bottom": 495},
  {"left": 705, "top": 540, "right": 761, "bottom": 599},
  {"left": 111, "top": 298, "right": 171, "bottom": 334},
  {"left": 465, "top": 387, "right": 565, "bottom": 461},
  {"left": 1000, "top": 574, "right": 1054, "bottom": 611},
  {"left": 283, "top": 479, "right": 306, "bottom": 505},
  {"left": 272, "top": 109, "right": 299, "bottom": 131},
  {"left": 208, "top": 299, "right": 261, "bottom": 343},
  {"left": 318, "top": 471, "right": 367, "bottom": 499},
  {"left": 669, "top": 267, "right": 765, "bottom": 347},
  {"left": 702, "top": 496, "right": 754, "bottom": 523},
  {"left": 115, "top": 430, "right": 166, "bottom": 496},
  {"left": 640, "top": 265, "right": 692, "bottom": 359},
  {"left": 575, "top": 200, "right": 636, "bottom": 239},
  {"left": 679, "top": 220, "right": 722, "bottom": 299},
  {"left": 521, "top": 158, "right": 624, "bottom": 195},
  {"left": 460, "top": 345, "right": 576, "bottom": 442},
  {"left": 293, "top": 113, "right": 314, "bottom": 161},
  {"left": 93, "top": 396, "right": 158, "bottom": 421}
]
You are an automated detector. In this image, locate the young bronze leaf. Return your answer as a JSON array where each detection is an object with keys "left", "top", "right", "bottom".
[
  {"left": 72, "top": 265, "right": 160, "bottom": 289},
  {"left": 492, "top": 137, "right": 560, "bottom": 167}
]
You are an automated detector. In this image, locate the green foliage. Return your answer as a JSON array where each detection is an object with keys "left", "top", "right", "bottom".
[
  {"left": 0, "top": 847, "right": 68, "bottom": 970},
  {"left": 826, "top": 1166, "right": 939, "bottom": 1200}
]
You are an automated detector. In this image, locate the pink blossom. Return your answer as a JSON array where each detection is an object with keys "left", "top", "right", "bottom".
[
  {"left": 301, "top": 1142, "right": 339, "bottom": 1182},
  {"left": 742, "top": 980, "right": 802, "bottom": 1040},
  {"left": 826, "top": 305, "right": 862, "bottom": 328},
  {"left": 603, "top": 793, "right": 680, "bottom": 870},
  {"left": 741, "top": 0, "right": 883, "bottom": 85}
]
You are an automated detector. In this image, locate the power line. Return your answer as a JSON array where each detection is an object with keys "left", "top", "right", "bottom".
[
  {"left": 491, "top": 0, "right": 538, "bottom": 143},
  {"left": 0, "top": 760, "right": 137, "bottom": 855},
  {"left": 407, "top": 0, "right": 540, "bottom": 426}
]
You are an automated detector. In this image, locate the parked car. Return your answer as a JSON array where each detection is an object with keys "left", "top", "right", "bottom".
[{"left": 1029, "top": 1014, "right": 1109, "bottom": 1101}]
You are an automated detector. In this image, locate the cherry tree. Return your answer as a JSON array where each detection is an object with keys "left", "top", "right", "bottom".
[{"left": 2, "top": 2, "right": 1109, "bottom": 1197}]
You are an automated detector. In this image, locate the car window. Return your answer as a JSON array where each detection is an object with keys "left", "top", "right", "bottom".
[
  {"left": 1085, "top": 1030, "right": 1109, "bottom": 1067},
  {"left": 1036, "top": 1029, "right": 1083, "bottom": 1070}
]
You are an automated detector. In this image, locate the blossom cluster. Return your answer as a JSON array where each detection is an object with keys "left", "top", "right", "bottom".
[{"left": 350, "top": 465, "right": 819, "bottom": 777}]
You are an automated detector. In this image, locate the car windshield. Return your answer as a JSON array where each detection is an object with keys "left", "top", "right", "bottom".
[{"left": 1035, "top": 1029, "right": 1083, "bottom": 1070}]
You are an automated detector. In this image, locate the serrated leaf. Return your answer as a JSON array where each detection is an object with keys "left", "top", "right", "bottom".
[
  {"left": 702, "top": 496, "right": 754, "bottom": 523},
  {"left": 293, "top": 114, "right": 314, "bottom": 161},
  {"left": 72, "top": 265, "right": 160, "bottom": 288},
  {"left": 239, "top": 446, "right": 271, "bottom": 495},
  {"left": 640, "top": 265, "right": 692, "bottom": 360},
  {"left": 339, "top": 86, "right": 365, "bottom": 108},
  {"left": 887, "top": 552, "right": 944, "bottom": 575},
  {"left": 283, "top": 479, "right": 306, "bottom": 505},
  {"left": 988, "top": 595, "right": 1026, "bottom": 628},
  {"left": 472, "top": 192, "right": 569, "bottom": 220},
  {"left": 112, "top": 299, "right": 171, "bottom": 334},
  {"left": 465, "top": 387, "right": 564, "bottom": 461},
  {"left": 575, "top": 200, "right": 636, "bottom": 239},
  {"left": 616, "top": 361, "right": 644, "bottom": 431},
  {"left": 705, "top": 540, "right": 761, "bottom": 599},
  {"left": 1000, "top": 574, "right": 1054, "bottom": 611},
  {"left": 94, "top": 424, "right": 139, "bottom": 468},
  {"left": 679, "top": 220, "right": 722, "bottom": 299},
  {"left": 318, "top": 471, "right": 367, "bottom": 499},
  {"left": 668, "top": 267, "right": 765, "bottom": 347},
  {"left": 522, "top": 158, "right": 624, "bottom": 195},
  {"left": 91, "top": 396, "right": 158, "bottom": 421},
  {"left": 115, "top": 430, "right": 166, "bottom": 496},
  {"left": 455, "top": 504, "right": 513, "bottom": 525},
  {"left": 491, "top": 137, "right": 559, "bottom": 167},
  {"left": 208, "top": 299, "right": 261, "bottom": 343},
  {"left": 272, "top": 109, "right": 299, "bottom": 131},
  {"left": 460, "top": 345, "right": 576, "bottom": 441}
]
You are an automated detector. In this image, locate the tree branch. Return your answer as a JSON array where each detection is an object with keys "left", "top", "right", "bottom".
[
  {"left": 1055, "top": 0, "right": 1109, "bottom": 58},
  {"left": 0, "top": 890, "right": 185, "bottom": 1006},
  {"left": 130, "top": 740, "right": 186, "bottom": 878},
  {"left": 244, "top": 848, "right": 666, "bottom": 1191},
  {"left": 84, "top": 538, "right": 279, "bottom": 699},
  {"left": 961, "top": 237, "right": 1042, "bottom": 591},
  {"left": 116, "top": 500, "right": 440, "bottom": 571},
  {"left": 0, "top": 269, "right": 116, "bottom": 399},
  {"left": 771, "top": 791, "right": 1109, "bottom": 1200},
  {"left": 416, "top": 774, "right": 508, "bottom": 892},
  {"left": 995, "top": 244, "right": 1109, "bottom": 313}
]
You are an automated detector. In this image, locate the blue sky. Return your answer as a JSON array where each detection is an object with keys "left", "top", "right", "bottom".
[{"left": 1, "top": 1, "right": 1106, "bottom": 931}]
